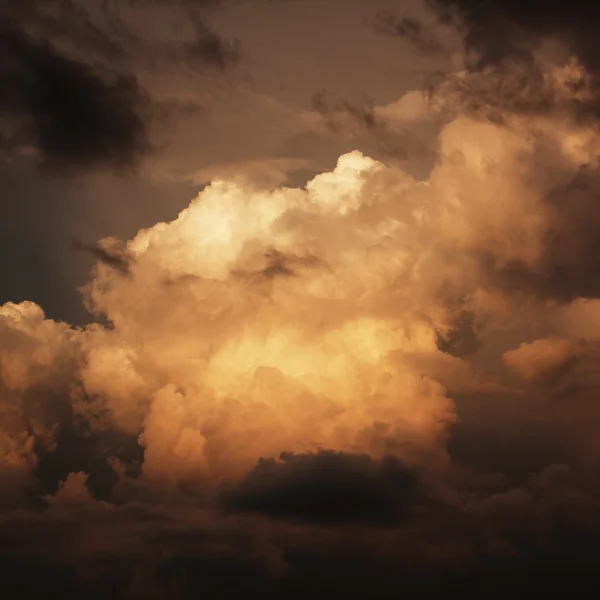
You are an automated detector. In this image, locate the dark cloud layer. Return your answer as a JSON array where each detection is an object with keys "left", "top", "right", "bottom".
[
  {"left": 0, "top": 23, "right": 150, "bottom": 171},
  {"left": 220, "top": 450, "right": 420, "bottom": 525},
  {"left": 431, "top": 0, "right": 600, "bottom": 72},
  {"left": 428, "top": 1, "right": 600, "bottom": 121},
  {"left": 0, "top": 0, "right": 238, "bottom": 173}
]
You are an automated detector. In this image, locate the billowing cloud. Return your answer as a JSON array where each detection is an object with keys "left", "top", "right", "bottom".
[
  {"left": 5, "top": 93, "right": 600, "bottom": 490},
  {"left": 75, "top": 148, "right": 472, "bottom": 482}
]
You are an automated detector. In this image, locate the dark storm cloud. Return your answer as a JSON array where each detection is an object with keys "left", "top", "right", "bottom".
[
  {"left": 427, "top": 1, "right": 600, "bottom": 121},
  {"left": 0, "top": 0, "right": 238, "bottom": 173},
  {"left": 220, "top": 450, "right": 421, "bottom": 526},
  {"left": 430, "top": 0, "right": 600, "bottom": 73},
  {"left": 3, "top": 457, "right": 600, "bottom": 597},
  {"left": 32, "top": 409, "right": 144, "bottom": 504},
  {"left": 0, "top": 24, "right": 150, "bottom": 172}
]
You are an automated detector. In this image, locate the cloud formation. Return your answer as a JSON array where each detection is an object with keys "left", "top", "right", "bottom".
[
  {"left": 5, "top": 3, "right": 600, "bottom": 594},
  {"left": 431, "top": 0, "right": 600, "bottom": 74},
  {"left": 0, "top": 22, "right": 150, "bottom": 171},
  {"left": 220, "top": 450, "right": 421, "bottom": 526},
  {"left": 0, "top": 0, "right": 238, "bottom": 173},
  {"left": 429, "top": 0, "right": 600, "bottom": 120}
]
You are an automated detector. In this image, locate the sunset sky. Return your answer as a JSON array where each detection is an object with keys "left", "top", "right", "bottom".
[{"left": 2, "top": 0, "right": 600, "bottom": 597}]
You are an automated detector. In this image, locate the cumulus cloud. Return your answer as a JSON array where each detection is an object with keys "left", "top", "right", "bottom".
[
  {"left": 73, "top": 149, "right": 475, "bottom": 482},
  {"left": 5, "top": 90, "right": 600, "bottom": 486}
]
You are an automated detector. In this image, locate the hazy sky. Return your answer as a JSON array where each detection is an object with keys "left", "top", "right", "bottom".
[{"left": 2, "top": 0, "right": 600, "bottom": 597}]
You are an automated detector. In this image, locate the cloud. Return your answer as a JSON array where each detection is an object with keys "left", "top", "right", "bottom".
[
  {"left": 505, "top": 338, "right": 583, "bottom": 383},
  {"left": 504, "top": 337, "right": 600, "bottom": 465},
  {"left": 220, "top": 450, "right": 421, "bottom": 526},
  {"left": 430, "top": 0, "right": 600, "bottom": 75},
  {"left": 428, "top": 0, "right": 600, "bottom": 121},
  {"left": 0, "top": 24, "right": 150, "bottom": 172},
  {"left": 7, "top": 53, "right": 600, "bottom": 591},
  {"left": 0, "top": 144, "right": 475, "bottom": 500},
  {"left": 303, "top": 89, "right": 437, "bottom": 172},
  {"left": 71, "top": 238, "right": 132, "bottom": 276},
  {"left": 9, "top": 105, "right": 600, "bottom": 496},
  {"left": 0, "top": 0, "right": 239, "bottom": 173},
  {"left": 436, "top": 310, "right": 481, "bottom": 358},
  {"left": 480, "top": 165, "right": 600, "bottom": 302}
]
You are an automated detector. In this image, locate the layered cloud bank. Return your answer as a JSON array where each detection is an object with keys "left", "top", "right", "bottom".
[{"left": 4, "top": 9, "right": 600, "bottom": 594}]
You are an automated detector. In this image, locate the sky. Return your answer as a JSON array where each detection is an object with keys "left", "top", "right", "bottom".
[{"left": 2, "top": 0, "right": 600, "bottom": 597}]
